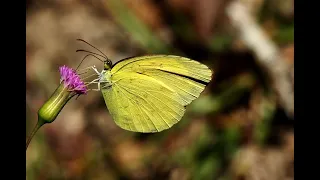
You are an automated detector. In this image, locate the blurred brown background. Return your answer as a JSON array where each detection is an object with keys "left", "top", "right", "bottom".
[{"left": 26, "top": 0, "right": 294, "bottom": 180}]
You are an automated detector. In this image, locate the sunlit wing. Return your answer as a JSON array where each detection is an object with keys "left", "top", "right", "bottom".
[{"left": 103, "top": 55, "right": 213, "bottom": 133}]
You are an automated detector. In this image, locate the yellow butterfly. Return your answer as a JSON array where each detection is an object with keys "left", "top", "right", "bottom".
[{"left": 77, "top": 39, "right": 213, "bottom": 133}]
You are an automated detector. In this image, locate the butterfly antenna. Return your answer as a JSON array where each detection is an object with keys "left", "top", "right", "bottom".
[
  {"left": 76, "top": 54, "right": 104, "bottom": 71},
  {"left": 76, "top": 39, "right": 109, "bottom": 59},
  {"left": 76, "top": 49, "right": 107, "bottom": 59}
]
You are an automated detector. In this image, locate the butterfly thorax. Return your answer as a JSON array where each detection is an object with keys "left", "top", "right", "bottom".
[{"left": 99, "top": 69, "right": 112, "bottom": 89}]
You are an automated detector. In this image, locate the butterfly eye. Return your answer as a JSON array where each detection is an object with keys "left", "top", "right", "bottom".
[
  {"left": 104, "top": 60, "right": 113, "bottom": 70},
  {"left": 108, "top": 60, "right": 112, "bottom": 67}
]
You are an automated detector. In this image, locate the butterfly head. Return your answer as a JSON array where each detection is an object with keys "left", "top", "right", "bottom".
[{"left": 104, "top": 59, "right": 113, "bottom": 70}]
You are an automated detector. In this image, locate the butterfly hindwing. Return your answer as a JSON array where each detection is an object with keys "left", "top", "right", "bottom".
[
  {"left": 102, "top": 72, "right": 185, "bottom": 132},
  {"left": 102, "top": 55, "right": 213, "bottom": 133}
]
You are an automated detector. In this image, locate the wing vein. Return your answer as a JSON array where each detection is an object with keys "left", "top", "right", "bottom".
[
  {"left": 114, "top": 85, "right": 141, "bottom": 131},
  {"left": 119, "top": 84, "right": 178, "bottom": 128},
  {"left": 115, "top": 84, "right": 160, "bottom": 131},
  {"left": 124, "top": 86, "right": 181, "bottom": 122}
]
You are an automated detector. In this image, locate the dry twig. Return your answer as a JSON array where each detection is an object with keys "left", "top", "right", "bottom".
[{"left": 226, "top": 1, "right": 294, "bottom": 118}]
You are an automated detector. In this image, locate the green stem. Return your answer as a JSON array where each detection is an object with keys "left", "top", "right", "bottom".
[{"left": 26, "top": 119, "right": 44, "bottom": 151}]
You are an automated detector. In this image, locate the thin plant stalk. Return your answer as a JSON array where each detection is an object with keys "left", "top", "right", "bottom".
[{"left": 26, "top": 120, "right": 44, "bottom": 150}]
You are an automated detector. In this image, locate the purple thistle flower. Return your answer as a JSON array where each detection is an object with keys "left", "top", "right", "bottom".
[{"left": 59, "top": 65, "right": 87, "bottom": 94}]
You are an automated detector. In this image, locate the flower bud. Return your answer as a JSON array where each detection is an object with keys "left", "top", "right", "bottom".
[{"left": 38, "top": 83, "right": 74, "bottom": 123}]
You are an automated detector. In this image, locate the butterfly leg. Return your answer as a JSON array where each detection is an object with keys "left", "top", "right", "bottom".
[
  {"left": 100, "top": 82, "right": 112, "bottom": 89},
  {"left": 84, "top": 77, "right": 101, "bottom": 91},
  {"left": 77, "top": 66, "right": 101, "bottom": 81},
  {"left": 85, "top": 81, "right": 101, "bottom": 91},
  {"left": 98, "top": 81, "right": 111, "bottom": 90},
  {"left": 91, "top": 66, "right": 101, "bottom": 76},
  {"left": 85, "top": 78, "right": 100, "bottom": 85}
]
